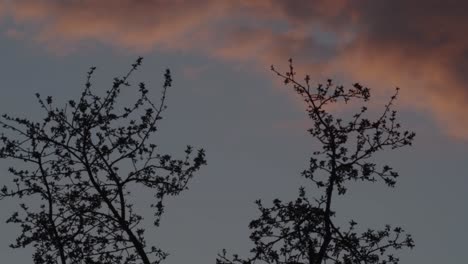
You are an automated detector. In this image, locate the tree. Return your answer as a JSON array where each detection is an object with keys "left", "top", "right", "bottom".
[
  {"left": 218, "top": 60, "right": 415, "bottom": 264},
  {"left": 0, "top": 58, "right": 206, "bottom": 264}
]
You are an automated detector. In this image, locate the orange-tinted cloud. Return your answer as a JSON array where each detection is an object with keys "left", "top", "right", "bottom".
[{"left": 2, "top": 0, "right": 468, "bottom": 139}]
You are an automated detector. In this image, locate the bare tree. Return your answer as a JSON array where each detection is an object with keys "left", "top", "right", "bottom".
[
  {"left": 218, "top": 59, "right": 415, "bottom": 264},
  {"left": 0, "top": 58, "right": 206, "bottom": 264}
]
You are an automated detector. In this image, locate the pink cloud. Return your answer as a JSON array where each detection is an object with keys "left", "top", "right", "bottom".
[
  {"left": 7, "top": 0, "right": 227, "bottom": 51},
  {"left": 2, "top": 0, "right": 468, "bottom": 139}
]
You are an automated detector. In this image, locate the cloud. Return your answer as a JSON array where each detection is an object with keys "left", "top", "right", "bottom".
[
  {"left": 6, "top": 0, "right": 227, "bottom": 51},
  {"left": 2, "top": 0, "right": 468, "bottom": 139}
]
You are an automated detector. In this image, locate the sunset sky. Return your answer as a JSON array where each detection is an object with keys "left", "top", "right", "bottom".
[{"left": 0, "top": 1, "right": 467, "bottom": 263}]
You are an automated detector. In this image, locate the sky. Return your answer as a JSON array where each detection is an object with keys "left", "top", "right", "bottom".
[{"left": 0, "top": 1, "right": 467, "bottom": 263}]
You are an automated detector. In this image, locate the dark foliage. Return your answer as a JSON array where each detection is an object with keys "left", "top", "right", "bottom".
[
  {"left": 0, "top": 58, "right": 206, "bottom": 264},
  {"left": 218, "top": 60, "right": 415, "bottom": 264}
]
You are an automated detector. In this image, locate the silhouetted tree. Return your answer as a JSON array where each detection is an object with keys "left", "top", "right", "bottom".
[
  {"left": 218, "top": 60, "right": 415, "bottom": 264},
  {"left": 0, "top": 58, "right": 206, "bottom": 264}
]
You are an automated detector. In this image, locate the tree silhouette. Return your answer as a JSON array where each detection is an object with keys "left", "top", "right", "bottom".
[
  {"left": 0, "top": 58, "right": 206, "bottom": 264},
  {"left": 218, "top": 60, "right": 415, "bottom": 264}
]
